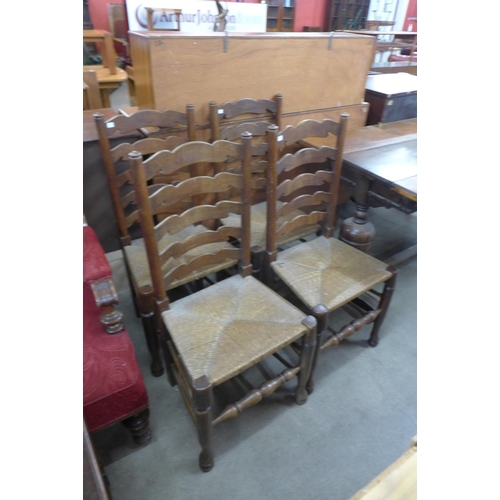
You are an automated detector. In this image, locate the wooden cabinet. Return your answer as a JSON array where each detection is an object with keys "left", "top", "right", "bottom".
[
  {"left": 266, "top": 0, "right": 295, "bottom": 32},
  {"left": 364, "top": 73, "right": 417, "bottom": 125},
  {"left": 129, "top": 31, "right": 376, "bottom": 126},
  {"left": 324, "top": 0, "right": 370, "bottom": 31}
]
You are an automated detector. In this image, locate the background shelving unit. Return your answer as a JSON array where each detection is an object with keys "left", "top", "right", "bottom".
[
  {"left": 324, "top": 0, "right": 371, "bottom": 31},
  {"left": 266, "top": 0, "right": 296, "bottom": 32}
]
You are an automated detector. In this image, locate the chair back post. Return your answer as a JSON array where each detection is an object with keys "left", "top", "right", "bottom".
[
  {"left": 324, "top": 112, "right": 349, "bottom": 238},
  {"left": 264, "top": 125, "right": 279, "bottom": 282},
  {"left": 186, "top": 104, "right": 196, "bottom": 141},
  {"left": 129, "top": 150, "right": 169, "bottom": 309},
  {"left": 275, "top": 93, "right": 283, "bottom": 130},
  {"left": 209, "top": 102, "right": 220, "bottom": 142},
  {"left": 186, "top": 103, "right": 201, "bottom": 198},
  {"left": 94, "top": 113, "right": 132, "bottom": 245},
  {"left": 239, "top": 132, "right": 253, "bottom": 278}
]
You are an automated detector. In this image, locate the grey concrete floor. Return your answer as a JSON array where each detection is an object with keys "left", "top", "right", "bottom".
[{"left": 91, "top": 204, "right": 417, "bottom": 500}]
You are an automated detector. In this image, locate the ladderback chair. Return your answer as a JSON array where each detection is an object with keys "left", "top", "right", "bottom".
[
  {"left": 221, "top": 117, "right": 350, "bottom": 277},
  {"left": 209, "top": 95, "right": 283, "bottom": 205},
  {"left": 209, "top": 95, "right": 283, "bottom": 142},
  {"left": 129, "top": 133, "right": 317, "bottom": 472},
  {"left": 264, "top": 119, "right": 397, "bottom": 393},
  {"left": 94, "top": 107, "right": 196, "bottom": 377}
]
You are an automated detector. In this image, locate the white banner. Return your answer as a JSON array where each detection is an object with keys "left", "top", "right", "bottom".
[{"left": 126, "top": 0, "right": 268, "bottom": 33}]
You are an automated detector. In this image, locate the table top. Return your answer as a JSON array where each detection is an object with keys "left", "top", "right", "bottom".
[
  {"left": 344, "top": 139, "right": 417, "bottom": 200},
  {"left": 83, "top": 65, "right": 128, "bottom": 84},
  {"left": 304, "top": 118, "right": 416, "bottom": 153},
  {"left": 303, "top": 118, "right": 417, "bottom": 201}
]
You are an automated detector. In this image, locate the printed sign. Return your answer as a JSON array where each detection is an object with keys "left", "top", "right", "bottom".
[{"left": 126, "top": 0, "right": 268, "bottom": 33}]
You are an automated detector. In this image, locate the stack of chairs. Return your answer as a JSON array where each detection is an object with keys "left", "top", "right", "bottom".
[{"left": 93, "top": 97, "right": 396, "bottom": 472}]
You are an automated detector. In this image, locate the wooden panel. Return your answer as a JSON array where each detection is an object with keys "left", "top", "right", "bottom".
[
  {"left": 129, "top": 32, "right": 376, "bottom": 123},
  {"left": 83, "top": 70, "right": 103, "bottom": 110},
  {"left": 130, "top": 34, "right": 155, "bottom": 110}
]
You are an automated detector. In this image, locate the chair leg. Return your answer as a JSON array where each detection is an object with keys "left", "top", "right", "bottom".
[
  {"left": 193, "top": 376, "right": 214, "bottom": 472},
  {"left": 306, "top": 304, "right": 329, "bottom": 395},
  {"left": 122, "top": 409, "right": 152, "bottom": 445},
  {"left": 295, "top": 315, "right": 317, "bottom": 404},
  {"left": 368, "top": 268, "right": 397, "bottom": 347},
  {"left": 251, "top": 246, "right": 263, "bottom": 280},
  {"left": 138, "top": 291, "right": 164, "bottom": 377},
  {"left": 159, "top": 327, "right": 177, "bottom": 387},
  {"left": 124, "top": 257, "right": 141, "bottom": 318},
  {"left": 141, "top": 310, "right": 164, "bottom": 377}
]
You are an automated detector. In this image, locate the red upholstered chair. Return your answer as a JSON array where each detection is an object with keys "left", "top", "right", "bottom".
[{"left": 83, "top": 223, "right": 151, "bottom": 444}]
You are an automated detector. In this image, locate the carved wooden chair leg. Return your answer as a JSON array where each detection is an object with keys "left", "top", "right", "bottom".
[
  {"left": 140, "top": 310, "right": 164, "bottom": 377},
  {"left": 193, "top": 376, "right": 214, "bottom": 472},
  {"left": 306, "top": 304, "right": 329, "bottom": 395},
  {"left": 368, "top": 267, "right": 397, "bottom": 347},
  {"left": 159, "top": 325, "right": 177, "bottom": 387},
  {"left": 295, "top": 316, "right": 317, "bottom": 404},
  {"left": 138, "top": 291, "right": 164, "bottom": 377},
  {"left": 122, "top": 409, "right": 152, "bottom": 445}
]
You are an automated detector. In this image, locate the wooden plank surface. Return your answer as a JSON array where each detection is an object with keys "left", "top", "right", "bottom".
[
  {"left": 343, "top": 139, "right": 417, "bottom": 198},
  {"left": 304, "top": 118, "right": 416, "bottom": 153},
  {"left": 350, "top": 438, "right": 417, "bottom": 500},
  {"left": 82, "top": 66, "right": 128, "bottom": 84}
]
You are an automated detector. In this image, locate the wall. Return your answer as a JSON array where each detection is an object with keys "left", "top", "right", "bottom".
[
  {"left": 88, "top": 0, "right": 124, "bottom": 32},
  {"left": 294, "top": 0, "right": 328, "bottom": 32}
]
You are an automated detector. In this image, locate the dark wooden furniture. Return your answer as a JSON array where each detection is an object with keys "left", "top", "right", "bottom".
[
  {"left": 83, "top": 223, "right": 151, "bottom": 445},
  {"left": 324, "top": 0, "right": 371, "bottom": 31},
  {"left": 339, "top": 138, "right": 417, "bottom": 261},
  {"left": 210, "top": 95, "right": 283, "bottom": 141},
  {"left": 263, "top": 119, "right": 396, "bottom": 392},
  {"left": 209, "top": 94, "right": 283, "bottom": 208},
  {"left": 84, "top": 108, "right": 140, "bottom": 255},
  {"left": 220, "top": 117, "right": 352, "bottom": 278},
  {"left": 266, "top": 0, "right": 295, "bottom": 32},
  {"left": 130, "top": 135, "right": 317, "bottom": 472},
  {"left": 364, "top": 73, "right": 417, "bottom": 125},
  {"left": 302, "top": 118, "right": 417, "bottom": 263},
  {"left": 94, "top": 107, "right": 197, "bottom": 377}
]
